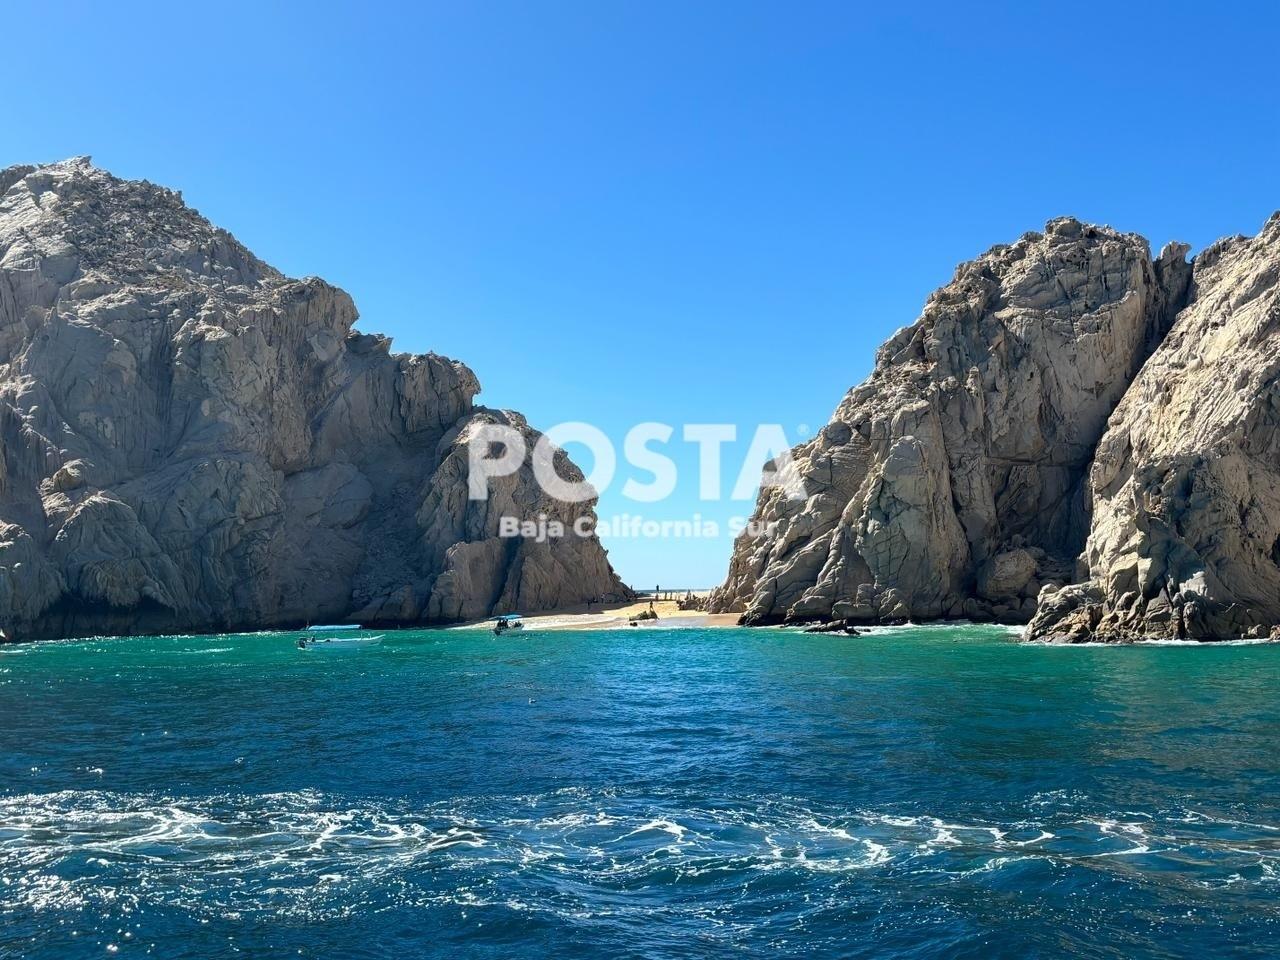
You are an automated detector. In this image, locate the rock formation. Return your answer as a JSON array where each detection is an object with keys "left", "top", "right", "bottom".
[
  {"left": 1028, "top": 214, "right": 1280, "bottom": 642},
  {"left": 0, "top": 158, "right": 630, "bottom": 639},
  {"left": 711, "top": 218, "right": 1193, "bottom": 627}
]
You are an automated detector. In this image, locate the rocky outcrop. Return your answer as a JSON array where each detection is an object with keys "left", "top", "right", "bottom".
[
  {"left": 0, "top": 158, "right": 629, "bottom": 639},
  {"left": 1028, "top": 214, "right": 1280, "bottom": 642},
  {"left": 711, "top": 218, "right": 1192, "bottom": 626}
]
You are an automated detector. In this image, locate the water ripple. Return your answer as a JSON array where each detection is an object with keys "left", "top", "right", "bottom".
[{"left": 4, "top": 786, "right": 1279, "bottom": 932}]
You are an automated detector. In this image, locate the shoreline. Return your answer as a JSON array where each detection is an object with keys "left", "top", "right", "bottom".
[
  {"left": 8, "top": 610, "right": 1280, "bottom": 646},
  {"left": 448, "top": 595, "right": 742, "bottom": 632}
]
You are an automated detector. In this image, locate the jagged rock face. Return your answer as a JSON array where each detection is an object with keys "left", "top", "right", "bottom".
[
  {"left": 711, "top": 218, "right": 1192, "bottom": 626},
  {"left": 1028, "top": 214, "right": 1280, "bottom": 642},
  {"left": 0, "top": 158, "right": 629, "bottom": 639}
]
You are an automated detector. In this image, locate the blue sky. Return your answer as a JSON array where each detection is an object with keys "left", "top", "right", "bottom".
[{"left": 6, "top": 1, "right": 1278, "bottom": 588}]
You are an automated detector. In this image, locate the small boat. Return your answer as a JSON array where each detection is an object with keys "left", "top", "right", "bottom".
[
  {"left": 297, "top": 635, "right": 384, "bottom": 650},
  {"left": 492, "top": 614, "right": 525, "bottom": 636},
  {"left": 296, "top": 625, "right": 384, "bottom": 650}
]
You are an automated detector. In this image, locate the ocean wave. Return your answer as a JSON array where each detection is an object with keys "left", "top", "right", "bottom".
[
  {"left": 855, "top": 621, "right": 1026, "bottom": 638},
  {"left": 3, "top": 787, "right": 1278, "bottom": 926},
  {"left": 1030, "top": 636, "right": 1278, "bottom": 647}
]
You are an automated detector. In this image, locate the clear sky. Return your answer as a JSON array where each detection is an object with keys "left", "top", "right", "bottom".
[{"left": 6, "top": 1, "right": 1278, "bottom": 588}]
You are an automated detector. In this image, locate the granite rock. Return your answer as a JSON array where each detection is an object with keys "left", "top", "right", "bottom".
[
  {"left": 0, "top": 158, "right": 630, "bottom": 639},
  {"left": 711, "top": 218, "right": 1192, "bottom": 626},
  {"left": 1028, "top": 214, "right": 1280, "bottom": 642}
]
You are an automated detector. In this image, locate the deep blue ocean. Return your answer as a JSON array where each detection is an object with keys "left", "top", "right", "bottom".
[{"left": 1, "top": 624, "right": 1278, "bottom": 959}]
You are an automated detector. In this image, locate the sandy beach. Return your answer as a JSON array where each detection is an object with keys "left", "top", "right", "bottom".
[{"left": 450, "top": 595, "right": 741, "bottom": 631}]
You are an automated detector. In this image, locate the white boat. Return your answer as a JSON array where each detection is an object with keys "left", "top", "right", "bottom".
[
  {"left": 296, "top": 632, "right": 381, "bottom": 655},
  {"left": 296, "top": 640, "right": 381, "bottom": 655}
]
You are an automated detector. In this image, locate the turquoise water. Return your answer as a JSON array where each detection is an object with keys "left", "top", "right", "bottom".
[{"left": 2, "top": 624, "right": 1279, "bottom": 959}]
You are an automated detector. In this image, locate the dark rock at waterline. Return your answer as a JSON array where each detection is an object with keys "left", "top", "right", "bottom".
[{"left": 801, "top": 620, "right": 861, "bottom": 635}]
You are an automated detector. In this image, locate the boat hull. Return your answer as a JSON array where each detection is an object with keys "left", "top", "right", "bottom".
[{"left": 298, "top": 635, "right": 384, "bottom": 651}]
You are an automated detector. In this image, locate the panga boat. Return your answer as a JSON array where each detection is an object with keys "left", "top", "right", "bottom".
[
  {"left": 296, "top": 625, "right": 383, "bottom": 650},
  {"left": 492, "top": 614, "right": 525, "bottom": 636}
]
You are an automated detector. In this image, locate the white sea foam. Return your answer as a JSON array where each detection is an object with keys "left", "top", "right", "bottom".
[
  {"left": 2, "top": 787, "right": 1277, "bottom": 923},
  {"left": 1034, "top": 636, "right": 1278, "bottom": 648},
  {"left": 856, "top": 621, "right": 1025, "bottom": 639}
]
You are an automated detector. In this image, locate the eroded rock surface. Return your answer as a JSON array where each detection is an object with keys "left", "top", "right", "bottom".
[
  {"left": 1028, "top": 214, "right": 1280, "bottom": 642},
  {"left": 711, "top": 218, "right": 1192, "bottom": 626},
  {"left": 0, "top": 158, "right": 629, "bottom": 639}
]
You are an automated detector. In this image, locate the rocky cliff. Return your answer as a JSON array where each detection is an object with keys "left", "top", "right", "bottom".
[
  {"left": 0, "top": 158, "right": 629, "bottom": 639},
  {"left": 711, "top": 217, "right": 1195, "bottom": 628},
  {"left": 1028, "top": 214, "right": 1280, "bottom": 642}
]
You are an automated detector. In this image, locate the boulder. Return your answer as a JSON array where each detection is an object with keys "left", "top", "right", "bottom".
[{"left": 977, "top": 549, "right": 1037, "bottom": 601}]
